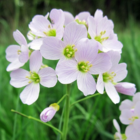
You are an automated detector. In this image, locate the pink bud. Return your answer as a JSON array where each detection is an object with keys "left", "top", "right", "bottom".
[{"left": 40, "top": 103, "right": 59, "bottom": 122}]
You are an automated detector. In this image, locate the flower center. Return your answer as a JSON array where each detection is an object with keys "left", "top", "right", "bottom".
[
  {"left": 44, "top": 29, "right": 56, "bottom": 37},
  {"left": 129, "top": 116, "right": 139, "bottom": 124},
  {"left": 103, "top": 72, "right": 116, "bottom": 83},
  {"left": 17, "top": 50, "right": 21, "bottom": 55},
  {"left": 63, "top": 45, "right": 77, "bottom": 58},
  {"left": 26, "top": 72, "right": 40, "bottom": 84},
  {"left": 94, "top": 31, "right": 109, "bottom": 43},
  {"left": 77, "top": 61, "right": 92, "bottom": 73}
]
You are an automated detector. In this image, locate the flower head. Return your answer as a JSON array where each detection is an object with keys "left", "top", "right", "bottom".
[
  {"left": 10, "top": 51, "right": 57, "bottom": 105},
  {"left": 6, "top": 30, "right": 29, "bottom": 71},
  {"left": 40, "top": 103, "right": 60, "bottom": 122}
]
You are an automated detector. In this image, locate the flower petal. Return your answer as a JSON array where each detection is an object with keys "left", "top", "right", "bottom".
[
  {"left": 56, "top": 60, "right": 78, "bottom": 84},
  {"left": 96, "top": 74, "right": 104, "bottom": 94},
  {"left": 6, "top": 45, "right": 20, "bottom": 62},
  {"left": 119, "top": 99, "right": 133, "bottom": 111},
  {"left": 13, "top": 30, "right": 27, "bottom": 46},
  {"left": 20, "top": 83, "right": 40, "bottom": 105},
  {"left": 63, "top": 22, "right": 87, "bottom": 45},
  {"left": 133, "top": 92, "right": 140, "bottom": 104},
  {"left": 90, "top": 53, "right": 112, "bottom": 74},
  {"left": 115, "top": 82, "right": 136, "bottom": 96},
  {"left": 75, "top": 39, "right": 98, "bottom": 62},
  {"left": 113, "top": 119, "right": 120, "bottom": 132},
  {"left": 6, "top": 59, "right": 24, "bottom": 71},
  {"left": 77, "top": 72, "right": 96, "bottom": 96},
  {"left": 119, "top": 109, "right": 133, "bottom": 125},
  {"left": 94, "top": 9, "right": 103, "bottom": 19},
  {"left": 64, "top": 11, "right": 74, "bottom": 25},
  {"left": 10, "top": 68, "right": 30, "bottom": 88},
  {"left": 19, "top": 51, "right": 29, "bottom": 63},
  {"left": 39, "top": 67, "right": 57, "bottom": 88},
  {"left": 105, "top": 82, "right": 120, "bottom": 104},
  {"left": 76, "top": 11, "right": 90, "bottom": 22},
  {"left": 30, "top": 51, "right": 42, "bottom": 72},
  {"left": 112, "top": 63, "right": 127, "bottom": 82},
  {"left": 40, "top": 37, "right": 63, "bottom": 60},
  {"left": 29, "top": 38, "right": 43, "bottom": 50}
]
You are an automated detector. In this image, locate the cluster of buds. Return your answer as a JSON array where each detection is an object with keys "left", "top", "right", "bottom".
[
  {"left": 6, "top": 9, "right": 137, "bottom": 122},
  {"left": 113, "top": 92, "right": 140, "bottom": 140}
]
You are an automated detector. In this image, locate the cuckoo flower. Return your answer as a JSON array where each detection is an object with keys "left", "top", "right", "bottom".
[
  {"left": 64, "top": 11, "right": 90, "bottom": 27},
  {"left": 40, "top": 21, "right": 87, "bottom": 61},
  {"left": 87, "top": 14, "right": 122, "bottom": 53},
  {"left": 40, "top": 103, "right": 60, "bottom": 122},
  {"left": 119, "top": 101, "right": 140, "bottom": 125},
  {"left": 10, "top": 51, "right": 57, "bottom": 105},
  {"left": 6, "top": 30, "right": 29, "bottom": 71},
  {"left": 28, "top": 9, "right": 64, "bottom": 50},
  {"left": 56, "top": 39, "right": 111, "bottom": 96},
  {"left": 125, "top": 119, "right": 140, "bottom": 140},
  {"left": 113, "top": 119, "right": 127, "bottom": 140},
  {"left": 96, "top": 51, "right": 135, "bottom": 104}
]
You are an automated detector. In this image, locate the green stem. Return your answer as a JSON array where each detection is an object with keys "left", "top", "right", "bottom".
[
  {"left": 57, "top": 94, "right": 68, "bottom": 104},
  {"left": 62, "top": 84, "right": 71, "bottom": 140},
  {"left": 11, "top": 109, "right": 62, "bottom": 135},
  {"left": 70, "top": 93, "right": 100, "bottom": 107}
]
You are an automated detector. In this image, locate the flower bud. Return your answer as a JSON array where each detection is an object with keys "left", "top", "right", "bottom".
[{"left": 40, "top": 103, "right": 60, "bottom": 122}]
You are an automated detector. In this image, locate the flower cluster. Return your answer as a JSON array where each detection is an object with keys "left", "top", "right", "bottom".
[
  {"left": 113, "top": 92, "right": 140, "bottom": 140},
  {"left": 6, "top": 9, "right": 136, "bottom": 122}
]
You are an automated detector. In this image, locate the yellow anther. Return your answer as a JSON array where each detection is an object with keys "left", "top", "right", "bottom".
[
  {"left": 17, "top": 50, "right": 21, "bottom": 55},
  {"left": 67, "top": 54, "right": 71, "bottom": 57},
  {"left": 90, "top": 64, "right": 93, "bottom": 67},
  {"left": 72, "top": 45, "right": 75, "bottom": 48},
  {"left": 86, "top": 61, "right": 89, "bottom": 64},
  {"left": 36, "top": 80, "right": 39, "bottom": 82},
  {"left": 81, "top": 66, "right": 85, "bottom": 69},
  {"left": 26, "top": 76, "right": 29, "bottom": 78},
  {"left": 28, "top": 81, "right": 32, "bottom": 83},
  {"left": 75, "top": 49, "right": 77, "bottom": 52},
  {"left": 66, "top": 49, "right": 69, "bottom": 52},
  {"left": 48, "top": 25, "right": 51, "bottom": 28},
  {"left": 69, "top": 52, "right": 73, "bottom": 54}
]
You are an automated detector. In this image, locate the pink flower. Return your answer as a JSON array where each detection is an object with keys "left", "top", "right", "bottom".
[
  {"left": 119, "top": 101, "right": 140, "bottom": 125},
  {"left": 10, "top": 51, "right": 57, "bottom": 105},
  {"left": 40, "top": 22, "right": 87, "bottom": 61},
  {"left": 125, "top": 119, "right": 140, "bottom": 140},
  {"left": 28, "top": 9, "right": 64, "bottom": 50},
  {"left": 40, "top": 103, "right": 60, "bottom": 122},
  {"left": 56, "top": 39, "right": 111, "bottom": 96},
  {"left": 87, "top": 10, "right": 122, "bottom": 53},
  {"left": 96, "top": 51, "right": 135, "bottom": 104},
  {"left": 6, "top": 30, "right": 29, "bottom": 71}
]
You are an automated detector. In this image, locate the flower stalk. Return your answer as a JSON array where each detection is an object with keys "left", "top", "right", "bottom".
[{"left": 62, "top": 84, "right": 71, "bottom": 140}]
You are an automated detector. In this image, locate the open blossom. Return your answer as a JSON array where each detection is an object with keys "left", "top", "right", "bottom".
[
  {"left": 96, "top": 51, "right": 135, "bottom": 104},
  {"left": 87, "top": 10, "right": 122, "bottom": 53},
  {"left": 64, "top": 11, "right": 90, "bottom": 27},
  {"left": 10, "top": 51, "right": 57, "bottom": 105},
  {"left": 56, "top": 39, "right": 111, "bottom": 96},
  {"left": 40, "top": 21, "right": 87, "bottom": 61},
  {"left": 40, "top": 103, "right": 60, "bottom": 122},
  {"left": 125, "top": 119, "right": 140, "bottom": 140},
  {"left": 6, "top": 30, "right": 29, "bottom": 71},
  {"left": 28, "top": 9, "right": 65, "bottom": 50},
  {"left": 119, "top": 101, "right": 140, "bottom": 125}
]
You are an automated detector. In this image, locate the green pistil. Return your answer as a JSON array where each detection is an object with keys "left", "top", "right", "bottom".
[
  {"left": 63, "top": 45, "right": 77, "bottom": 58},
  {"left": 75, "top": 19, "right": 88, "bottom": 28},
  {"left": 129, "top": 116, "right": 139, "bottom": 123},
  {"left": 44, "top": 29, "right": 56, "bottom": 37},
  {"left": 94, "top": 31, "right": 109, "bottom": 43},
  {"left": 103, "top": 72, "right": 116, "bottom": 83},
  {"left": 121, "top": 134, "right": 127, "bottom": 140},
  {"left": 26, "top": 72, "right": 40, "bottom": 84},
  {"left": 77, "top": 61, "right": 92, "bottom": 73},
  {"left": 28, "top": 31, "right": 36, "bottom": 39}
]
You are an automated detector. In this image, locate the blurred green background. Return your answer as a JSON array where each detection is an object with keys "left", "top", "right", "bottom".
[{"left": 0, "top": 0, "right": 140, "bottom": 140}]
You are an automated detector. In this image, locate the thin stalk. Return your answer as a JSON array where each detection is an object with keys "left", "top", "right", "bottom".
[
  {"left": 11, "top": 109, "right": 62, "bottom": 135},
  {"left": 70, "top": 93, "right": 100, "bottom": 107},
  {"left": 62, "top": 84, "right": 71, "bottom": 140},
  {"left": 57, "top": 94, "right": 68, "bottom": 104}
]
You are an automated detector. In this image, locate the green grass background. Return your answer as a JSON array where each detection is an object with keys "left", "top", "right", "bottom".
[{"left": 0, "top": 1, "right": 140, "bottom": 140}]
